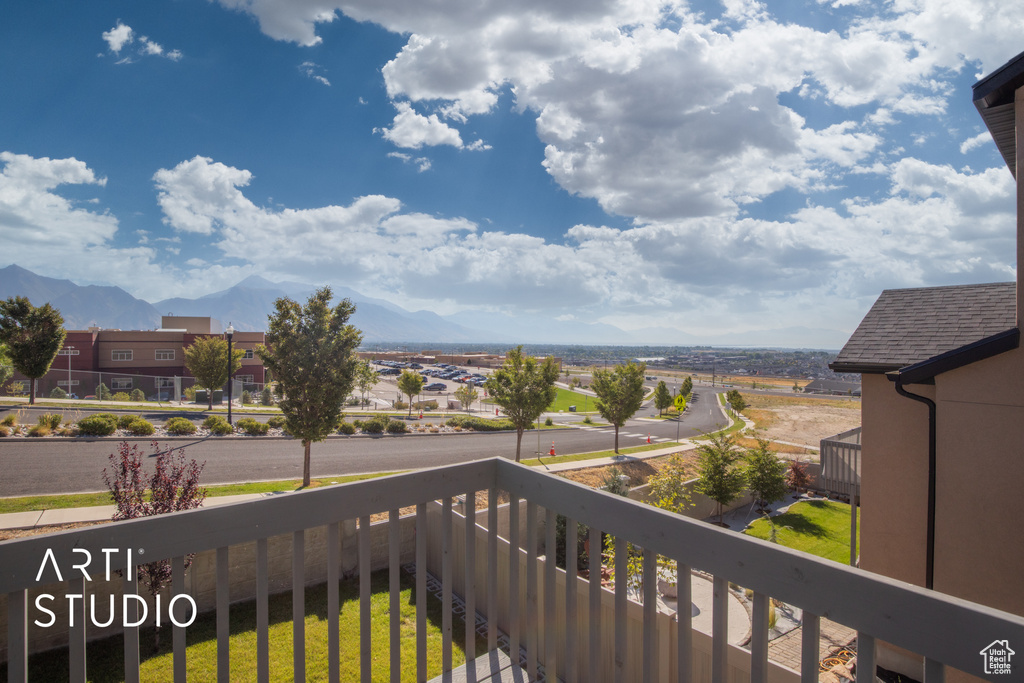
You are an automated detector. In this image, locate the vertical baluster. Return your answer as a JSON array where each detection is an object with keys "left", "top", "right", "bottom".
[
  {"left": 642, "top": 548, "right": 657, "bottom": 683},
  {"left": 123, "top": 566, "right": 140, "bottom": 683},
  {"left": 614, "top": 535, "right": 627, "bottom": 683},
  {"left": 293, "top": 530, "right": 305, "bottom": 682},
  {"left": 442, "top": 497, "right": 453, "bottom": 674},
  {"left": 69, "top": 577, "right": 86, "bottom": 683},
  {"left": 360, "top": 515, "right": 372, "bottom": 683},
  {"left": 526, "top": 501, "right": 539, "bottom": 680},
  {"left": 924, "top": 658, "right": 945, "bottom": 683},
  {"left": 857, "top": 633, "right": 875, "bottom": 682},
  {"left": 565, "top": 517, "right": 578, "bottom": 683},
  {"left": 328, "top": 523, "right": 340, "bottom": 683},
  {"left": 172, "top": 555, "right": 186, "bottom": 682},
  {"left": 417, "top": 504, "right": 428, "bottom": 682},
  {"left": 711, "top": 575, "right": 728, "bottom": 683},
  {"left": 676, "top": 563, "right": 692, "bottom": 683},
  {"left": 7, "top": 589, "right": 28, "bottom": 683},
  {"left": 257, "top": 537, "right": 269, "bottom": 683},
  {"left": 509, "top": 494, "right": 521, "bottom": 663},
  {"left": 801, "top": 611, "right": 820, "bottom": 683},
  {"left": 465, "top": 491, "right": 477, "bottom": 665},
  {"left": 544, "top": 507, "right": 557, "bottom": 678},
  {"left": 217, "top": 546, "right": 230, "bottom": 682},
  {"left": 390, "top": 509, "right": 401, "bottom": 683},
  {"left": 487, "top": 487, "right": 499, "bottom": 652},
  {"left": 750, "top": 592, "right": 769, "bottom": 683},
  {"left": 589, "top": 526, "right": 602, "bottom": 683}
]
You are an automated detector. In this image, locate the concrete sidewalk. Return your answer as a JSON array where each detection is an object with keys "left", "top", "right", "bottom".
[{"left": 0, "top": 441, "right": 701, "bottom": 532}]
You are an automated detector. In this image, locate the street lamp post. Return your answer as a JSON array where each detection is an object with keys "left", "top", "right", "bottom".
[
  {"left": 66, "top": 346, "right": 74, "bottom": 397},
  {"left": 226, "top": 324, "right": 234, "bottom": 425}
]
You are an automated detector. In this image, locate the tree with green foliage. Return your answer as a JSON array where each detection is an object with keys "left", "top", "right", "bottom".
[
  {"left": 454, "top": 383, "right": 478, "bottom": 413},
  {"left": 744, "top": 437, "right": 789, "bottom": 513},
  {"left": 694, "top": 432, "right": 746, "bottom": 525},
  {"left": 653, "top": 380, "right": 672, "bottom": 416},
  {"left": 591, "top": 361, "right": 646, "bottom": 453},
  {"left": 0, "top": 342, "right": 13, "bottom": 390},
  {"left": 726, "top": 389, "right": 747, "bottom": 412},
  {"left": 0, "top": 297, "right": 67, "bottom": 405},
  {"left": 355, "top": 360, "right": 379, "bottom": 405},
  {"left": 646, "top": 452, "right": 692, "bottom": 515},
  {"left": 397, "top": 369, "right": 425, "bottom": 417},
  {"left": 258, "top": 287, "right": 362, "bottom": 486},
  {"left": 95, "top": 382, "right": 112, "bottom": 401},
  {"left": 184, "top": 335, "right": 243, "bottom": 410},
  {"left": 681, "top": 376, "right": 693, "bottom": 397},
  {"left": 484, "top": 346, "right": 559, "bottom": 462}
]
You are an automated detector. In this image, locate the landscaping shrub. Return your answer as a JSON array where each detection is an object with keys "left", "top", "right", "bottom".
[
  {"left": 337, "top": 421, "right": 356, "bottom": 435},
  {"left": 27, "top": 424, "right": 50, "bottom": 437},
  {"left": 393, "top": 400, "right": 408, "bottom": 411},
  {"left": 202, "top": 415, "right": 233, "bottom": 435},
  {"left": 116, "top": 414, "right": 139, "bottom": 430},
  {"left": 412, "top": 400, "right": 439, "bottom": 411},
  {"left": 545, "top": 417, "right": 553, "bottom": 426},
  {"left": 241, "top": 390, "right": 252, "bottom": 405},
  {"left": 582, "top": 416, "right": 593, "bottom": 425},
  {"left": 360, "top": 414, "right": 389, "bottom": 434},
  {"left": 125, "top": 417, "right": 155, "bottom": 436},
  {"left": 112, "top": 392, "right": 131, "bottom": 402},
  {"left": 38, "top": 413, "right": 63, "bottom": 430},
  {"left": 260, "top": 386, "right": 274, "bottom": 406},
  {"left": 0, "top": 425, "right": 9, "bottom": 437},
  {"left": 237, "top": 417, "right": 269, "bottom": 436},
  {"left": 164, "top": 417, "right": 197, "bottom": 435},
  {"left": 95, "top": 383, "right": 112, "bottom": 401},
  {"left": 77, "top": 414, "right": 117, "bottom": 436},
  {"left": 1, "top": 413, "right": 17, "bottom": 427},
  {"left": 49, "top": 387, "right": 67, "bottom": 399},
  {"left": 183, "top": 385, "right": 197, "bottom": 402},
  {"left": 130, "top": 389, "right": 146, "bottom": 402},
  {"left": 445, "top": 416, "right": 515, "bottom": 431},
  {"left": 386, "top": 419, "right": 407, "bottom": 434},
  {"left": 267, "top": 415, "right": 286, "bottom": 429}
]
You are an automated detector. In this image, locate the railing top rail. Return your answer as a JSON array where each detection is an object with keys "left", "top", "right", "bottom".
[
  {"left": 820, "top": 425, "right": 863, "bottom": 445},
  {"left": 493, "top": 459, "right": 1024, "bottom": 677},
  {"left": 0, "top": 458, "right": 497, "bottom": 593}
]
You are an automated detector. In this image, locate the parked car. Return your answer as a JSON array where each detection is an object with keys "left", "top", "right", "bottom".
[{"left": 424, "top": 383, "right": 446, "bottom": 392}]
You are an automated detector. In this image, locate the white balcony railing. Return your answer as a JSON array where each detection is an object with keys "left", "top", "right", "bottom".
[{"left": 3, "top": 457, "right": 1023, "bottom": 682}]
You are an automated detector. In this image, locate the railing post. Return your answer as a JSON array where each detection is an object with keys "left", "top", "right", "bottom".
[
  {"left": 802, "top": 611, "right": 820, "bottom": 683},
  {"left": 328, "top": 523, "right": 340, "bottom": 683},
  {"left": 217, "top": 546, "right": 231, "bottom": 682},
  {"left": 293, "top": 530, "right": 306, "bottom": 682},
  {"left": 416, "top": 503, "right": 428, "bottom": 682},
  {"left": 614, "top": 535, "right": 627, "bottom": 683},
  {"left": 7, "top": 589, "right": 28, "bottom": 683},
  {"left": 642, "top": 547, "right": 657, "bottom": 683},
  {"left": 712, "top": 575, "right": 728, "bottom": 683},
  {"left": 465, "top": 490, "right": 477, "bottom": 665},
  {"left": 123, "top": 567, "right": 140, "bottom": 683},
  {"left": 360, "top": 515, "right": 372, "bottom": 683},
  {"left": 857, "top": 633, "right": 875, "bottom": 682},
  {"left": 589, "top": 526, "right": 602, "bottom": 683},
  {"left": 677, "top": 563, "right": 692, "bottom": 683},
  {"left": 257, "top": 537, "right": 269, "bottom": 683},
  {"left": 526, "top": 501, "right": 539, "bottom": 680},
  {"left": 509, "top": 494, "right": 521, "bottom": 663},
  {"left": 442, "top": 497, "right": 453, "bottom": 674},
  {"left": 69, "top": 577, "right": 86, "bottom": 683},
  {"left": 487, "top": 487, "right": 499, "bottom": 652},
  {"left": 390, "top": 509, "right": 402, "bottom": 683},
  {"left": 566, "top": 516, "right": 579, "bottom": 683},
  {"left": 172, "top": 555, "right": 187, "bottom": 682},
  {"left": 545, "top": 506, "right": 557, "bottom": 679},
  {"left": 750, "top": 591, "right": 769, "bottom": 683}
]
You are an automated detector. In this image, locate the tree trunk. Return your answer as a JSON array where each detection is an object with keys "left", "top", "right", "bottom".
[
  {"left": 613, "top": 425, "right": 619, "bottom": 453},
  {"left": 303, "top": 440, "right": 311, "bottom": 487},
  {"left": 208, "top": 391, "right": 213, "bottom": 411},
  {"left": 515, "top": 428, "right": 523, "bottom": 462},
  {"left": 29, "top": 379, "right": 35, "bottom": 405}
]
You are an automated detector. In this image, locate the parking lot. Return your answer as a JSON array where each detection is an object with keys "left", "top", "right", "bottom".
[{"left": 367, "top": 360, "right": 491, "bottom": 410}]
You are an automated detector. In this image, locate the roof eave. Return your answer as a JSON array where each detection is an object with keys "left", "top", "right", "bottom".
[{"left": 885, "top": 328, "right": 1020, "bottom": 386}]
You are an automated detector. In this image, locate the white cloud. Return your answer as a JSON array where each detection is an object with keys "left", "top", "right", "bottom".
[
  {"left": 387, "top": 152, "right": 432, "bottom": 172},
  {"left": 102, "top": 22, "right": 133, "bottom": 53},
  {"left": 960, "top": 132, "right": 992, "bottom": 154},
  {"left": 377, "top": 101, "right": 464, "bottom": 149},
  {"left": 299, "top": 61, "right": 330, "bottom": 86}
]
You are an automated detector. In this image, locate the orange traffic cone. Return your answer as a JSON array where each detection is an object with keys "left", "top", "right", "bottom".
[
  {"left": 647, "top": 434, "right": 651, "bottom": 444},
  {"left": 419, "top": 411, "right": 423, "bottom": 419},
  {"left": 549, "top": 442, "right": 556, "bottom": 456},
  {"left": 495, "top": 408, "right": 499, "bottom": 416}
]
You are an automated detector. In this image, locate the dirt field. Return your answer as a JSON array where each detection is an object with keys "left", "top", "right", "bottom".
[{"left": 741, "top": 394, "right": 860, "bottom": 449}]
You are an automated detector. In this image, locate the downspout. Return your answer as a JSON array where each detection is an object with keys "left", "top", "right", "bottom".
[{"left": 892, "top": 376, "right": 936, "bottom": 590}]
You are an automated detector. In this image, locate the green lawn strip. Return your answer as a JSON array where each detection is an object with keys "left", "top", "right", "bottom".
[
  {"left": 482, "top": 387, "right": 597, "bottom": 414},
  {"left": 2, "top": 569, "right": 486, "bottom": 683},
  {"left": 519, "top": 441, "right": 679, "bottom": 468},
  {"left": 743, "top": 500, "right": 860, "bottom": 564},
  {"left": 0, "top": 473, "right": 399, "bottom": 515}
]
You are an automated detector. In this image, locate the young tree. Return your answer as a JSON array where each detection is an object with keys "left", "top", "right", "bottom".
[
  {"left": 646, "top": 452, "right": 692, "bottom": 515},
  {"left": 744, "top": 437, "right": 789, "bottom": 513},
  {"left": 258, "top": 287, "right": 362, "bottom": 486},
  {"left": 355, "top": 360, "right": 379, "bottom": 405},
  {"left": 184, "top": 335, "right": 243, "bottom": 409},
  {"left": 397, "top": 369, "right": 425, "bottom": 417},
  {"left": 653, "top": 380, "right": 673, "bottom": 416},
  {"left": 103, "top": 441, "right": 206, "bottom": 650},
  {"left": 454, "top": 383, "right": 478, "bottom": 413},
  {"left": 694, "top": 432, "right": 746, "bottom": 525},
  {"left": 726, "top": 389, "right": 747, "bottom": 412},
  {"left": 0, "top": 297, "right": 66, "bottom": 405},
  {"left": 483, "top": 346, "right": 559, "bottom": 462},
  {"left": 591, "top": 361, "right": 646, "bottom": 453},
  {"left": 681, "top": 376, "right": 693, "bottom": 397},
  {"left": 0, "top": 342, "right": 12, "bottom": 390}
]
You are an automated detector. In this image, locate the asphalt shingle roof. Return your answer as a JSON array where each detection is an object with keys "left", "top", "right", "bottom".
[{"left": 831, "top": 282, "right": 1016, "bottom": 374}]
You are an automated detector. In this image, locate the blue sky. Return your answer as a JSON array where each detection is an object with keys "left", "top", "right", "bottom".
[{"left": 1, "top": 0, "right": 1021, "bottom": 345}]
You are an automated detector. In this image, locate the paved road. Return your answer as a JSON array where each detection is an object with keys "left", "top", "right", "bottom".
[{"left": 0, "top": 389, "right": 728, "bottom": 496}]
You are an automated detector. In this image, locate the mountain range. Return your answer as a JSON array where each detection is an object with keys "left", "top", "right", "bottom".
[{"left": 0, "top": 264, "right": 849, "bottom": 348}]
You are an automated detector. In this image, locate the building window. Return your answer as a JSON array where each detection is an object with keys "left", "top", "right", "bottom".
[
  {"left": 236, "top": 374, "right": 254, "bottom": 383},
  {"left": 156, "top": 378, "right": 175, "bottom": 389},
  {"left": 155, "top": 349, "right": 175, "bottom": 361},
  {"left": 111, "top": 350, "right": 133, "bottom": 361},
  {"left": 243, "top": 349, "right": 254, "bottom": 359},
  {"left": 57, "top": 349, "right": 80, "bottom": 356},
  {"left": 111, "top": 378, "right": 133, "bottom": 390},
  {"left": 57, "top": 380, "right": 80, "bottom": 387}
]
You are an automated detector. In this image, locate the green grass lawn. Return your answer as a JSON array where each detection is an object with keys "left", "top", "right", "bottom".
[
  {"left": 0, "top": 569, "right": 485, "bottom": 683},
  {"left": 484, "top": 388, "right": 595, "bottom": 414},
  {"left": 744, "top": 499, "right": 860, "bottom": 564},
  {"left": 0, "top": 473, "right": 398, "bottom": 515},
  {"left": 519, "top": 441, "right": 677, "bottom": 467}
]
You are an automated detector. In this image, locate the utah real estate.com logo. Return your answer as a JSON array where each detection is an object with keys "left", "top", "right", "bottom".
[{"left": 980, "top": 640, "right": 1015, "bottom": 676}]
